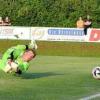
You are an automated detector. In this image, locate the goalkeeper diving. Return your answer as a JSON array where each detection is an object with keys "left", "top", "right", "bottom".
[{"left": 0, "top": 41, "right": 37, "bottom": 75}]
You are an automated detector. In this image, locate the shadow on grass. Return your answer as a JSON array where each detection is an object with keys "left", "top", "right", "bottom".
[{"left": 15, "top": 72, "right": 63, "bottom": 79}]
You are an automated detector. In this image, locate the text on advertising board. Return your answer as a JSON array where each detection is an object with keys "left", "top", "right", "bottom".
[{"left": 48, "top": 29, "right": 84, "bottom": 36}]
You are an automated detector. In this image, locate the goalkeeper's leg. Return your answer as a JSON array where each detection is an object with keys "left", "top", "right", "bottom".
[
  {"left": 8, "top": 62, "right": 22, "bottom": 75},
  {"left": 11, "top": 62, "right": 18, "bottom": 72}
]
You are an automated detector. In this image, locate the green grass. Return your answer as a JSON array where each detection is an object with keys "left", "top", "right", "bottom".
[
  {"left": 1, "top": 40, "right": 100, "bottom": 57},
  {"left": 0, "top": 56, "right": 100, "bottom": 100}
]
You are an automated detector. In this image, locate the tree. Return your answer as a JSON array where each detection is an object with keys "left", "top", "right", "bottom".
[{"left": 0, "top": 0, "right": 99, "bottom": 27}]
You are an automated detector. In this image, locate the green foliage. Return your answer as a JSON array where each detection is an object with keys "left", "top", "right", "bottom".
[{"left": 0, "top": 0, "right": 99, "bottom": 27}]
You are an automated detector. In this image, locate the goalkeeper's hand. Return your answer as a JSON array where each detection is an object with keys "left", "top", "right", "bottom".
[{"left": 7, "top": 59, "right": 13, "bottom": 66}]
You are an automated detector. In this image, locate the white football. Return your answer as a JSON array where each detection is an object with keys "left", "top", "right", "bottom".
[{"left": 92, "top": 66, "right": 100, "bottom": 79}]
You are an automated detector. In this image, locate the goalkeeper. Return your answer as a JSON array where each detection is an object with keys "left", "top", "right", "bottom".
[{"left": 0, "top": 41, "right": 37, "bottom": 75}]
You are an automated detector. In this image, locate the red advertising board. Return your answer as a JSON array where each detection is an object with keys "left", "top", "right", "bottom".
[{"left": 89, "top": 29, "right": 100, "bottom": 41}]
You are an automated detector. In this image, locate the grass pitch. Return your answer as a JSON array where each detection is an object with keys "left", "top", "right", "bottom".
[{"left": 0, "top": 55, "right": 100, "bottom": 100}]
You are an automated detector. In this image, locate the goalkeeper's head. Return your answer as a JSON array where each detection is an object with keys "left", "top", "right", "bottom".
[{"left": 22, "top": 41, "right": 37, "bottom": 62}]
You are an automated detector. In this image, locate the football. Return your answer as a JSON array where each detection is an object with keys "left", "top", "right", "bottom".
[{"left": 92, "top": 66, "right": 100, "bottom": 79}]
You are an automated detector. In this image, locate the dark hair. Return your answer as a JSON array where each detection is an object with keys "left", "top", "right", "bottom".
[
  {"left": 25, "top": 45, "right": 29, "bottom": 50},
  {"left": 8, "top": 51, "right": 14, "bottom": 60}
]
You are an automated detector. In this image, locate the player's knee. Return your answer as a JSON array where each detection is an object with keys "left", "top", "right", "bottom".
[{"left": 11, "top": 62, "right": 18, "bottom": 72}]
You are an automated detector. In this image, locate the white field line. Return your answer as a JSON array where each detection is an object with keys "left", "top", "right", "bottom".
[{"left": 79, "top": 93, "right": 100, "bottom": 100}]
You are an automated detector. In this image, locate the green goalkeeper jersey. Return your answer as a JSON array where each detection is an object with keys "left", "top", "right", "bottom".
[{"left": 0, "top": 45, "right": 29, "bottom": 71}]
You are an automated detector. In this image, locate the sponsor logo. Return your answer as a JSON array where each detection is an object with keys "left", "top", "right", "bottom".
[
  {"left": 89, "top": 29, "right": 100, "bottom": 41},
  {"left": 32, "top": 28, "right": 45, "bottom": 39},
  {"left": 48, "top": 29, "right": 84, "bottom": 36},
  {"left": 0, "top": 28, "right": 14, "bottom": 35}
]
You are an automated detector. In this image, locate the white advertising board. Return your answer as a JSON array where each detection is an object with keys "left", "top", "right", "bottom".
[
  {"left": 0, "top": 26, "right": 100, "bottom": 42},
  {"left": 0, "top": 26, "right": 31, "bottom": 40},
  {"left": 31, "top": 27, "right": 85, "bottom": 42}
]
